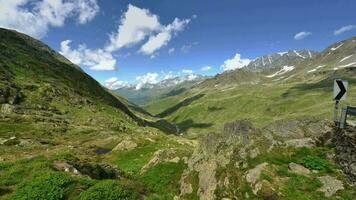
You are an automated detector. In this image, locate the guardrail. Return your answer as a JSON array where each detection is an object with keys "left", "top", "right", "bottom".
[{"left": 340, "top": 106, "right": 356, "bottom": 129}]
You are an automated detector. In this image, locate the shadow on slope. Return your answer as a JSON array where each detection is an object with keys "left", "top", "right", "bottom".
[
  {"left": 176, "top": 119, "right": 213, "bottom": 133},
  {"left": 162, "top": 88, "right": 187, "bottom": 98},
  {"left": 156, "top": 93, "right": 205, "bottom": 118},
  {"left": 282, "top": 68, "right": 356, "bottom": 97}
]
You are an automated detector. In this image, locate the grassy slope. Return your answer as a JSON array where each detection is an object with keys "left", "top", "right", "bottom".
[
  {"left": 0, "top": 28, "right": 183, "bottom": 199},
  {"left": 144, "top": 37, "right": 356, "bottom": 137}
]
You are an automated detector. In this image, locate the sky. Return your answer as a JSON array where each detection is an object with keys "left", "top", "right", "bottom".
[{"left": 0, "top": 0, "right": 356, "bottom": 89}]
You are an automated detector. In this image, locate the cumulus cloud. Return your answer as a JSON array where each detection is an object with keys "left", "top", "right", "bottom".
[
  {"left": 104, "top": 77, "right": 130, "bottom": 90},
  {"left": 221, "top": 54, "right": 251, "bottom": 71},
  {"left": 201, "top": 66, "right": 212, "bottom": 71},
  {"left": 334, "top": 25, "right": 356, "bottom": 35},
  {"left": 0, "top": 0, "right": 99, "bottom": 38},
  {"left": 140, "top": 18, "right": 190, "bottom": 55},
  {"left": 135, "top": 72, "right": 159, "bottom": 90},
  {"left": 105, "top": 4, "right": 190, "bottom": 56},
  {"left": 294, "top": 31, "right": 312, "bottom": 40},
  {"left": 60, "top": 40, "right": 116, "bottom": 71}
]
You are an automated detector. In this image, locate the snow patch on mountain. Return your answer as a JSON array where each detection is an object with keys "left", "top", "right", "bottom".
[
  {"left": 335, "top": 62, "right": 356, "bottom": 69},
  {"left": 294, "top": 50, "right": 306, "bottom": 59},
  {"left": 331, "top": 43, "right": 344, "bottom": 51},
  {"left": 266, "top": 65, "right": 295, "bottom": 78},
  {"left": 339, "top": 55, "right": 354, "bottom": 63},
  {"left": 307, "top": 65, "right": 326, "bottom": 73}
]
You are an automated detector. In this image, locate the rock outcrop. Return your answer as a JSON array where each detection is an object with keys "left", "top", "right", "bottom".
[{"left": 333, "top": 126, "right": 356, "bottom": 182}]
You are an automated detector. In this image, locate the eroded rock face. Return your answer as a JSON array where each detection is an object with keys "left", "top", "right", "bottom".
[
  {"left": 333, "top": 126, "right": 356, "bottom": 182},
  {"left": 140, "top": 149, "right": 177, "bottom": 174},
  {"left": 265, "top": 118, "right": 331, "bottom": 139},
  {"left": 317, "top": 175, "right": 344, "bottom": 197},
  {"left": 112, "top": 139, "right": 137, "bottom": 151},
  {"left": 288, "top": 162, "right": 310, "bottom": 176}
]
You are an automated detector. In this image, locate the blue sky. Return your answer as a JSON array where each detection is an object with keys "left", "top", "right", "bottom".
[{"left": 1, "top": 0, "right": 356, "bottom": 89}]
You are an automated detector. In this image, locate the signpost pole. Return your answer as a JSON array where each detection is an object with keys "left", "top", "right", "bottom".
[{"left": 334, "top": 100, "right": 339, "bottom": 125}]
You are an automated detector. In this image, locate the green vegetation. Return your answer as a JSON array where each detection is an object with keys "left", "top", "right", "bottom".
[
  {"left": 140, "top": 162, "right": 185, "bottom": 195},
  {"left": 10, "top": 171, "right": 73, "bottom": 200},
  {"left": 78, "top": 180, "right": 139, "bottom": 200},
  {"left": 1, "top": 28, "right": 356, "bottom": 200}
]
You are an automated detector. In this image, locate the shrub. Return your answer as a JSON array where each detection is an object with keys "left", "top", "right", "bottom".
[
  {"left": 300, "top": 156, "right": 328, "bottom": 171},
  {"left": 78, "top": 180, "right": 139, "bottom": 200},
  {"left": 10, "top": 171, "right": 72, "bottom": 200}
]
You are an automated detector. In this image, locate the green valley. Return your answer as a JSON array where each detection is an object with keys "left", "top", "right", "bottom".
[{"left": 1, "top": 28, "right": 356, "bottom": 200}]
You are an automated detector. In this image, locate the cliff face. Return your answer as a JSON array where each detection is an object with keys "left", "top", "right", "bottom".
[{"left": 333, "top": 126, "right": 356, "bottom": 183}]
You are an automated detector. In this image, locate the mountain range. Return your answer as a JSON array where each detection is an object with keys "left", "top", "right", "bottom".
[{"left": 0, "top": 28, "right": 355, "bottom": 200}]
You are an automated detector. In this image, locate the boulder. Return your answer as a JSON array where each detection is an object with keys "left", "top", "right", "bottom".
[
  {"left": 288, "top": 162, "right": 310, "bottom": 176},
  {"left": 1, "top": 104, "right": 15, "bottom": 114},
  {"left": 317, "top": 175, "right": 344, "bottom": 197},
  {"left": 246, "top": 162, "right": 268, "bottom": 185},
  {"left": 245, "top": 162, "right": 269, "bottom": 195},
  {"left": 54, "top": 161, "right": 81, "bottom": 175},
  {"left": 112, "top": 140, "right": 137, "bottom": 151},
  {"left": 285, "top": 138, "right": 315, "bottom": 148}
]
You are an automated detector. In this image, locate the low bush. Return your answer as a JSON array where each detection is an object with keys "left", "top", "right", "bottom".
[
  {"left": 78, "top": 180, "right": 139, "bottom": 200},
  {"left": 10, "top": 171, "right": 72, "bottom": 200}
]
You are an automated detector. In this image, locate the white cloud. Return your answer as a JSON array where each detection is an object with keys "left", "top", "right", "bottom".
[
  {"left": 105, "top": 4, "right": 161, "bottom": 52},
  {"left": 334, "top": 25, "right": 356, "bottom": 35},
  {"left": 201, "top": 66, "right": 212, "bottom": 71},
  {"left": 221, "top": 53, "right": 251, "bottom": 71},
  {"left": 186, "top": 73, "right": 198, "bottom": 81},
  {"left": 0, "top": 0, "right": 99, "bottom": 38},
  {"left": 182, "top": 69, "right": 193, "bottom": 74},
  {"left": 135, "top": 72, "right": 159, "bottom": 90},
  {"left": 168, "top": 48, "right": 175, "bottom": 54},
  {"left": 60, "top": 40, "right": 116, "bottom": 71},
  {"left": 104, "top": 77, "right": 129, "bottom": 90},
  {"left": 294, "top": 31, "right": 312, "bottom": 40},
  {"left": 140, "top": 18, "right": 190, "bottom": 55},
  {"left": 162, "top": 71, "right": 175, "bottom": 80},
  {"left": 76, "top": 0, "right": 100, "bottom": 24},
  {"left": 192, "top": 14, "right": 197, "bottom": 19},
  {"left": 104, "top": 4, "right": 190, "bottom": 56}
]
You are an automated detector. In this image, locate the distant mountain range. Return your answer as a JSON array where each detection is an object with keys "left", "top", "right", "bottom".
[{"left": 114, "top": 74, "right": 206, "bottom": 105}]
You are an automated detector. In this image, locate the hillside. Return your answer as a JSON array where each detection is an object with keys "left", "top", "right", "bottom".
[
  {"left": 0, "top": 28, "right": 355, "bottom": 200},
  {"left": 145, "top": 37, "right": 356, "bottom": 138},
  {"left": 0, "top": 28, "right": 188, "bottom": 199}
]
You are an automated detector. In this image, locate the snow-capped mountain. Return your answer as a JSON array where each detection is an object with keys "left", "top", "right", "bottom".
[{"left": 245, "top": 50, "right": 318, "bottom": 71}]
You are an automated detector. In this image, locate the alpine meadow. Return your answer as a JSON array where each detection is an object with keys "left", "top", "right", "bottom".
[{"left": 1, "top": 1, "right": 356, "bottom": 200}]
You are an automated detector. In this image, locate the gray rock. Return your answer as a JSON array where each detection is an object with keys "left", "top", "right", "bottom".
[
  {"left": 288, "top": 162, "right": 310, "bottom": 176},
  {"left": 285, "top": 138, "right": 315, "bottom": 148},
  {"left": 1, "top": 104, "right": 15, "bottom": 114},
  {"left": 317, "top": 175, "right": 344, "bottom": 197}
]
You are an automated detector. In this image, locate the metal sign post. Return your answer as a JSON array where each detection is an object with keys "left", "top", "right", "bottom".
[{"left": 333, "top": 79, "right": 348, "bottom": 124}]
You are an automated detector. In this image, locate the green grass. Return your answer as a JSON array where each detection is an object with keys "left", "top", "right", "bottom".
[
  {"left": 144, "top": 74, "right": 356, "bottom": 137},
  {"left": 9, "top": 171, "right": 74, "bottom": 200},
  {"left": 140, "top": 161, "right": 185, "bottom": 197},
  {"left": 280, "top": 174, "right": 324, "bottom": 200},
  {"left": 77, "top": 180, "right": 139, "bottom": 200}
]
